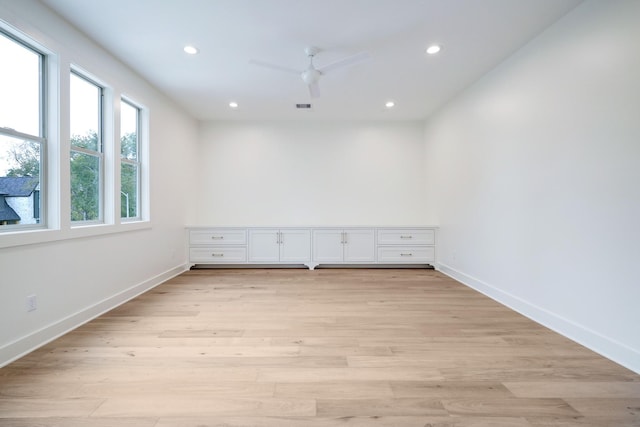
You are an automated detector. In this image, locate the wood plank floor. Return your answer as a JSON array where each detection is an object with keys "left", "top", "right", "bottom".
[{"left": 1, "top": 268, "right": 639, "bottom": 426}]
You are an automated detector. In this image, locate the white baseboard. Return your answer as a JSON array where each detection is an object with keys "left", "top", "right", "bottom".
[
  {"left": 0, "top": 263, "right": 190, "bottom": 368},
  {"left": 437, "top": 262, "right": 640, "bottom": 374}
]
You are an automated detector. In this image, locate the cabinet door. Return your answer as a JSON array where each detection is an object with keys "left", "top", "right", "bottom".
[
  {"left": 280, "top": 229, "right": 311, "bottom": 263},
  {"left": 312, "top": 229, "right": 344, "bottom": 263},
  {"left": 248, "top": 229, "right": 280, "bottom": 263},
  {"left": 343, "top": 229, "right": 375, "bottom": 263}
]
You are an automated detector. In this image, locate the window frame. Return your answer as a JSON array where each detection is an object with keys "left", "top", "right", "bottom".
[
  {"left": 69, "top": 69, "right": 104, "bottom": 225},
  {"left": 0, "top": 29, "right": 47, "bottom": 232},
  {"left": 120, "top": 97, "right": 141, "bottom": 221}
]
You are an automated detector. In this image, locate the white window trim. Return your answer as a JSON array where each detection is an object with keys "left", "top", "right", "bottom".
[
  {"left": 0, "top": 28, "right": 47, "bottom": 233},
  {"left": 0, "top": 221, "right": 152, "bottom": 249},
  {"left": 69, "top": 70, "right": 105, "bottom": 225},
  {"left": 119, "top": 97, "right": 143, "bottom": 222}
]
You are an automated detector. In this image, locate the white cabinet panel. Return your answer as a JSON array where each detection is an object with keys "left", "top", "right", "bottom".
[
  {"left": 280, "top": 229, "right": 311, "bottom": 263},
  {"left": 343, "top": 229, "right": 375, "bottom": 263},
  {"left": 248, "top": 229, "right": 280, "bottom": 263},
  {"left": 312, "top": 229, "right": 344, "bottom": 263}
]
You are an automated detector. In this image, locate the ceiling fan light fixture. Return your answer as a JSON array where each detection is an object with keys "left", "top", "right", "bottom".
[
  {"left": 426, "top": 44, "right": 441, "bottom": 55},
  {"left": 301, "top": 68, "right": 321, "bottom": 85},
  {"left": 385, "top": 101, "right": 395, "bottom": 108},
  {"left": 229, "top": 101, "right": 239, "bottom": 109}
]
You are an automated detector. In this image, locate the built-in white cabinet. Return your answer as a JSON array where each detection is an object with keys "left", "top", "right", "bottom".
[
  {"left": 312, "top": 228, "right": 375, "bottom": 264},
  {"left": 188, "top": 226, "right": 437, "bottom": 269},
  {"left": 248, "top": 228, "right": 311, "bottom": 264}
]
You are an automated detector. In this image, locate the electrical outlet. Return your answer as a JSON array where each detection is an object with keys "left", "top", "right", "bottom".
[{"left": 26, "top": 294, "right": 37, "bottom": 312}]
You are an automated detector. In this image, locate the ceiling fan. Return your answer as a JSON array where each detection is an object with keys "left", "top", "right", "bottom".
[{"left": 249, "top": 46, "right": 370, "bottom": 98}]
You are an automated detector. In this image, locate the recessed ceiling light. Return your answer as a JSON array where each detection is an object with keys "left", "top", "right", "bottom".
[
  {"left": 183, "top": 45, "right": 199, "bottom": 55},
  {"left": 426, "top": 45, "right": 441, "bottom": 55},
  {"left": 385, "top": 101, "right": 395, "bottom": 108},
  {"left": 229, "top": 101, "right": 239, "bottom": 109}
]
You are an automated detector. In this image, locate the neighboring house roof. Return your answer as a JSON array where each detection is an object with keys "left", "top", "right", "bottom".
[
  {"left": 0, "top": 176, "right": 39, "bottom": 197},
  {"left": 0, "top": 196, "right": 20, "bottom": 222}
]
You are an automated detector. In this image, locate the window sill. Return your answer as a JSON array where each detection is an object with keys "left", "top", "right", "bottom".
[{"left": 0, "top": 220, "right": 152, "bottom": 249}]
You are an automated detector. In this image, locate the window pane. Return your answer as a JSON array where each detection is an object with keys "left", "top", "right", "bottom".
[
  {"left": 0, "top": 32, "right": 41, "bottom": 136},
  {"left": 70, "top": 151, "right": 100, "bottom": 221},
  {"left": 0, "top": 134, "right": 41, "bottom": 226},
  {"left": 121, "top": 101, "right": 138, "bottom": 160},
  {"left": 120, "top": 163, "right": 138, "bottom": 218},
  {"left": 70, "top": 73, "right": 100, "bottom": 151}
]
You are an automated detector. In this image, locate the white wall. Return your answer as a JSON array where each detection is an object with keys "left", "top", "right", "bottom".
[
  {"left": 0, "top": 0, "right": 199, "bottom": 365},
  {"left": 197, "top": 121, "right": 431, "bottom": 226},
  {"left": 424, "top": 0, "right": 640, "bottom": 372}
]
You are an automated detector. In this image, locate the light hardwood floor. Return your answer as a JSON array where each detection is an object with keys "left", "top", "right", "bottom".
[{"left": 1, "top": 268, "right": 639, "bottom": 426}]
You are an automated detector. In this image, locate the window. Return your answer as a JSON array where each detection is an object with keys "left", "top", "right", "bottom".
[
  {"left": 120, "top": 99, "right": 140, "bottom": 220},
  {"left": 0, "top": 31, "right": 45, "bottom": 229},
  {"left": 0, "top": 22, "right": 151, "bottom": 247},
  {"left": 70, "top": 71, "right": 103, "bottom": 223}
]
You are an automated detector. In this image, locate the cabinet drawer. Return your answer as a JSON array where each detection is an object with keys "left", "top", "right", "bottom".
[
  {"left": 190, "top": 229, "right": 247, "bottom": 245},
  {"left": 190, "top": 247, "right": 247, "bottom": 263},
  {"left": 377, "top": 246, "right": 435, "bottom": 263},
  {"left": 377, "top": 228, "right": 435, "bottom": 245}
]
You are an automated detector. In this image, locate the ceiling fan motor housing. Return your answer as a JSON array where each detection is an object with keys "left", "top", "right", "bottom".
[{"left": 304, "top": 46, "right": 320, "bottom": 57}]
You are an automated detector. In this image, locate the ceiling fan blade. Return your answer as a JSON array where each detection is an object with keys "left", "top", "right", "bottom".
[
  {"left": 308, "top": 82, "right": 320, "bottom": 98},
  {"left": 248, "top": 59, "right": 300, "bottom": 75},
  {"left": 318, "top": 51, "right": 370, "bottom": 74}
]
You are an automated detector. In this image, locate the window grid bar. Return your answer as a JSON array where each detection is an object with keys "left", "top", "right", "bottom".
[
  {"left": 70, "top": 146, "right": 103, "bottom": 158},
  {"left": 0, "top": 127, "right": 46, "bottom": 144}
]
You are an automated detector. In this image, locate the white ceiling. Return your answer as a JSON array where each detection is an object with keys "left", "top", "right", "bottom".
[{"left": 40, "top": 0, "right": 582, "bottom": 121}]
